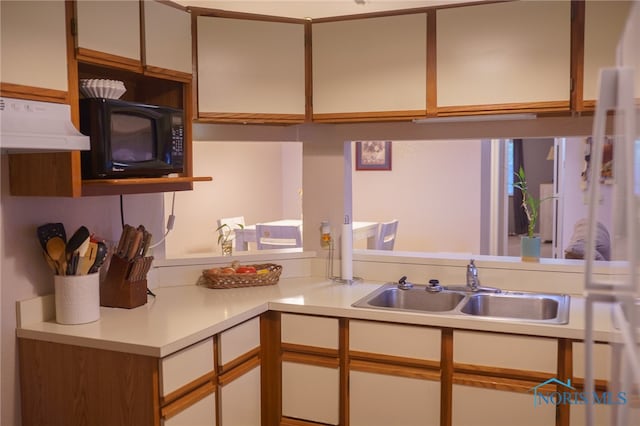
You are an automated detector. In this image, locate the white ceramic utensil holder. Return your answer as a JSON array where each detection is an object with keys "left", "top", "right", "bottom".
[{"left": 54, "top": 273, "right": 100, "bottom": 325}]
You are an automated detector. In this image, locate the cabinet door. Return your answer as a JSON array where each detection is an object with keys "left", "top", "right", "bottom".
[
  {"left": 0, "top": 0, "right": 68, "bottom": 93},
  {"left": 583, "top": 1, "right": 633, "bottom": 103},
  {"left": 282, "top": 361, "right": 339, "bottom": 425},
  {"left": 144, "top": 0, "right": 192, "bottom": 75},
  {"left": 161, "top": 337, "right": 215, "bottom": 399},
  {"left": 312, "top": 13, "right": 426, "bottom": 120},
  {"left": 196, "top": 16, "right": 305, "bottom": 122},
  {"left": 163, "top": 386, "right": 216, "bottom": 426},
  {"left": 220, "top": 364, "right": 261, "bottom": 426},
  {"left": 437, "top": 1, "right": 570, "bottom": 111},
  {"left": 350, "top": 370, "right": 439, "bottom": 426},
  {"left": 452, "top": 385, "right": 556, "bottom": 426},
  {"left": 76, "top": 0, "right": 141, "bottom": 61}
]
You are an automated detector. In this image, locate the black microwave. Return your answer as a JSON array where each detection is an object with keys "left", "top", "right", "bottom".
[{"left": 79, "top": 98, "right": 184, "bottom": 179}]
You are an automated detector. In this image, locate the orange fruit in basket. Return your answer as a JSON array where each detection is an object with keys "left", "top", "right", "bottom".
[{"left": 221, "top": 267, "right": 236, "bottom": 275}]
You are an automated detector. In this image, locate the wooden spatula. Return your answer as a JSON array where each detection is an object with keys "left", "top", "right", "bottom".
[{"left": 77, "top": 242, "right": 97, "bottom": 275}]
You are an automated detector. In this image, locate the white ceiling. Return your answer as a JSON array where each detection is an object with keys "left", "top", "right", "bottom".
[{"left": 174, "top": 0, "right": 471, "bottom": 19}]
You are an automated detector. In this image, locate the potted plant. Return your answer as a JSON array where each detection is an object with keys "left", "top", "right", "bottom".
[
  {"left": 513, "top": 166, "right": 552, "bottom": 262},
  {"left": 216, "top": 223, "right": 244, "bottom": 256}
]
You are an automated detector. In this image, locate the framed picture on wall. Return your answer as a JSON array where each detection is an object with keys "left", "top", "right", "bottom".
[{"left": 355, "top": 141, "right": 392, "bottom": 171}]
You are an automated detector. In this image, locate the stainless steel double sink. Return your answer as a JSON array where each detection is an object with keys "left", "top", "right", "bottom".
[{"left": 352, "top": 282, "right": 571, "bottom": 324}]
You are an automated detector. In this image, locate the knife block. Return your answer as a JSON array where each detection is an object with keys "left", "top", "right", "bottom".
[{"left": 100, "top": 255, "right": 147, "bottom": 309}]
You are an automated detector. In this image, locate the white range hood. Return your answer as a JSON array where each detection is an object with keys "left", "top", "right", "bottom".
[{"left": 0, "top": 97, "right": 89, "bottom": 153}]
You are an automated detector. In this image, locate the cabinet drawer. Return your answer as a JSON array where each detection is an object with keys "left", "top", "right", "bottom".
[
  {"left": 572, "top": 342, "right": 611, "bottom": 381},
  {"left": 281, "top": 313, "right": 338, "bottom": 349},
  {"left": 452, "top": 384, "right": 556, "bottom": 426},
  {"left": 219, "top": 317, "right": 260, "bottom": 366},
  {"left": 349, "top": 320, "right": 440, "bottom": 361},
  {"left": 161, "top": 337, "right": 214, "bottom": 397},
  {"left": 162, "top": 387, "right": 216, "bottom": 426},
  {"left": 282, "top": 361, "right": 339, "bottom": 425},
  {"left": 453, "top": 330, "right": 557, "bottom": 373}
]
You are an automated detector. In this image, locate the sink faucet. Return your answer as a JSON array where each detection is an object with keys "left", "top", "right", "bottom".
[
  {"left": 466, "top": 259, "right": 480, "bottom": 291},
  {"left": 464, "top": 260, "right": 501, "bottom": 293}
]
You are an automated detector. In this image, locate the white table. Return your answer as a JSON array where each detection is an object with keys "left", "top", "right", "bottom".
[{"left": 234, "top": 220, "right": 379, "bottom": 251}]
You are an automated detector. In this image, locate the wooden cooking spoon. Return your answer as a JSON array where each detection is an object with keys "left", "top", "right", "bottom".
[{"left": 46, "top": 236, "right": 66, "bottom": 275}]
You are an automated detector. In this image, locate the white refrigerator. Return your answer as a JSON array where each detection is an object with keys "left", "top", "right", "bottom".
[{"left": 584, "top": 1, "right": 640, "bottom": 425}]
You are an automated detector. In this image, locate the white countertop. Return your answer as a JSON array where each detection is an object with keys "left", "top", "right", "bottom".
[{"left": 16, "top": 277, "right": 619, "bottom": 358}]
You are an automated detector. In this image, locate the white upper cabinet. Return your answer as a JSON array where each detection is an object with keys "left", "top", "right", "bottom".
[
  {"left": 196, "top": 16, "right": 305, "bottom": 118},
  {"left": 1, "top": 0, "right": 68, "bottom": 92},
  {"left": 144, "top": 0, "right": 192, "bottom": 75},
  {"left": 312, "top": 13, "right": 427, "bottom": 116},
  {"left": 437, "top": 0, "right": 570, "bottom": 108},
  {"left": 76, "top": 0, "right": 141, "bottom": 61},
  {"left": 583, "top": 0, "right": 633, "bottom": 102}
]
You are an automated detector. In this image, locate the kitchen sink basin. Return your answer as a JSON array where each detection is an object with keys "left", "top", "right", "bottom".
[
  {"left": 352, "top": 283, "right": 570, "bottom": 324},
  {"left": 352, "top": 284, "right": 466, "bottom": 313},
  {"left": 460, "top": 292, "right": 570, "bottom": 324}
]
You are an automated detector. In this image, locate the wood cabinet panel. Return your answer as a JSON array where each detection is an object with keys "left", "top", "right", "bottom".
[
  {"left": 196, "top": 16, "right": 305, "bottom": 118},
  {"left": 437, "top": 1, "right": 570, "bottom": 109},
  {"left": 144, "top": 1, "right": 192, "bottom": 75},
  {"left": 583, "top": 1, "right": 633, "bottom": 102},
  {"left": 312, "top": 13, "right": 427, "bottom": 116},
  {"left": 0, "top": 0, "right": 68, "bottom": 92},
  {"left": 453, "top": 330, "right": 557, "bottom": 373},
  {"left": 350, "top": 370, "right": 440, "bottom": 426},
  {"left": 76, "top": 0, "right": 141, "bottom": 61}
]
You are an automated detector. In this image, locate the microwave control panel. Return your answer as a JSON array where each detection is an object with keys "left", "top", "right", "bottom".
[{"left": 171, "top": 123, "right": 184, "bottom": 167}]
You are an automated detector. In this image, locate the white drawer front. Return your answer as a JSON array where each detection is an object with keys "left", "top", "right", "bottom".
[
  {"left": 282, "top": 361, "right": 339, "bottom": 425},
  {"left": 281, "top": 313, "right": 338, "bottom": 349},
  {"left": 350, "top": 320, "right": 441, "bottom": 361},
  {"left": 219, "top": 317, "right": 260, "bottom": 365},
  {"left": 161, "top": 337, "right": 214, "bottom": 397},
  {"left": 454, "top": 330, "right": 557, "bottom": 373}
]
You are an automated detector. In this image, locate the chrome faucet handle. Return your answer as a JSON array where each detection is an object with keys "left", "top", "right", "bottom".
[
  {"left": 426, "top": 279, "right": 443, "bottom": 293},
  {"left": 397, "top": 276, "right": 414, "bottom": 290}
]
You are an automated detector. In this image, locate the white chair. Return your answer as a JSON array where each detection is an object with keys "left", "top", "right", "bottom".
[
  {"left": 374, "top": 220, "right": 399, "bottom": 250},
  {"left": 255, "top": 224, "right": 302, "bottom": 249},
  {"left": 216, "top": 216, "right": 245, "bottom": 243}
]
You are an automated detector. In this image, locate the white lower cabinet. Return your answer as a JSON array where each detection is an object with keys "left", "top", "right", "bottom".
[
  {"left": 163, "top": 390, "right": 216, "bottom": 426},
  {"left": 282, "top": 361, "right": 340, "bottom": 425},
  {"left": 220, "top": 365, "right": 261, "bottom": 426},
  {"left": 350, "top": 370, "right": 439, "bottom": 426},
  {"left": 452, "top": 385, "right": 556, "bottom": 426}
]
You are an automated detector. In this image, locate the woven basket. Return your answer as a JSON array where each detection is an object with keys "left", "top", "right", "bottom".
[{"left": 199, "top": 263, "right": 282, "bottom": 289}]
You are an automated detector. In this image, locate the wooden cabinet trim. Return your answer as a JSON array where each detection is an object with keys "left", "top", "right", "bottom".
[
  {"left": 161, "top": 371, "right": 216, "bottom": 407},
  {"left": 81, "top": 176, "right": 211, "bottom": 197},
  {"left": 350, "top": 358, "right": 440, "bottom": 382},
  {"left": 143, "top": 65, "right": 192, "bottom": 83},
  {"left": 0, "top": 83, "right": 68, "bottom": 104},
  {"left": 452, "top": 372, "right": 555, "bottom": 394},
  {"left": 441, "top": 328, "right": 453, "bottom": 426},
  {"left": 282, "top": 351, "right": 340, "bottom": 369},
  {"left": 197, "top": 112, "right": 305, "bottom": 124},
  {"left": 281, "top": 416, "right": 334, "bottom": 426},
  {"left": 438, "top": 100, "right": 570, "bottom": 116},
  {"left": 349, "top": 350, "right": 440, "bottom": 370},
  {"left": 261, "top": 311, "right": 282, "bottom": 426},
  {"left": 219, "top": 346, "right": 261, "bottom": 375},
  {"left": 453, "top": 362, "right": 554, "bottom": 383},
  {"left": 281, "top": 342, "right": 339, "bottom": 359},
  {"left": 76, "top": 47, "right": 143, "bottom": 73},
  {"left": 570, "top": 0, "right": 585, "bottom": 112},
  {"left": 313, "top": 109, "right": 427, "bottom": 123},
  {"left": 161, "top": 380, "right": 216, "bottom": 421},
  {"left": 219, "top": 354, "right": 261, "bottom": 386}
]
